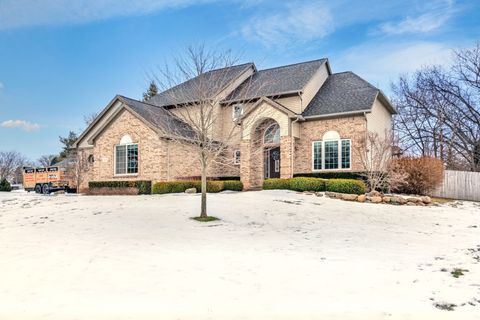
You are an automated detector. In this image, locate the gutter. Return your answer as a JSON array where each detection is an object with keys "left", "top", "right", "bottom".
[{"left": 302, "top": 109, "right": 371, "bottom": 120}]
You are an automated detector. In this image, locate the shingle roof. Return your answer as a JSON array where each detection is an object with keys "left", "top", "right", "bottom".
[
  {"left": 119, "top": 96, "right": 196, "bottom": 140},
  {"left": 224, "top": 59, "right": 327, "bottom": 103},
  {"left": 148, "top": 63, "right": 254, "bottom": 107},
  {"left": 302, "top": 72, "right": 380, "bottom": 117}
]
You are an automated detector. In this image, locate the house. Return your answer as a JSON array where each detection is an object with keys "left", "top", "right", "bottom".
[{"left": 73, "top": 58, "right": 396, "bottom": 191}]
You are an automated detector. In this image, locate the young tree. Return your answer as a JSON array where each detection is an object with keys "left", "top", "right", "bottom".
[
  {"left": 152, "top": 45, "right": 270, "bottom": 218},
  {"left": 37, "top": 154, "right": 57, "bottom": 167},
  {"left": 0, "top": 151, "right": 26, "bottom": 181},
  {"left": 354, "top": 131, "right": 407, "bottom": 192},
  {"left": 142, "top": 80, "right": 159, "bottom": 102}
]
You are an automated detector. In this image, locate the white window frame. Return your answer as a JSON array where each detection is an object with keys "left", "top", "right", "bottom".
[
  {"left": 263, "top": 123, "right": 280, "bottom": 144},
  {"left": 311, "top": 139, "right": 351, "bottom": 171},
  {"left": 232, "top": 104, "right": 243, "bottom": 121},
  {"left": 114, "top": 143, "right": 139, "bottom": 176},
  {"left": 234, "top": 150, "right": 241, "bottom": 165}
]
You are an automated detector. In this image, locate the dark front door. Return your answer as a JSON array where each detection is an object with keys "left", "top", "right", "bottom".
[{"left": 264, "top": 146, "right": 281, "bottom": 179}]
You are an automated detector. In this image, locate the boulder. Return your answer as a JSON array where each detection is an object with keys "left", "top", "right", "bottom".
[
  {"left": 325, "top": 191, "right": 340, "bottom": 198},
  {"left": 342, "top": 194, "right": 358, "bottom": 201},
  {"left": 382, "top": 196, "right": 392, "bottom": 203},
  {"left": 315, "top": 192, "right": 324, "bottom": 197},
  {"left": 368, "top": 190, "right": 383, "bottom": 197},
  {"left": 370, "top": 196, "right": 383, "bottom": 203},
  {"left": 420, "top": 196, "right": 432, "bottom": 204},
  {"left": 407, "top": 197, "right": 421, "bottom": 203},
  {"left": 185, "top": 188, "right": 197, "bottom": 194},
  {"left": 357, "top": 194, "right": 366, "bottom": 202}
]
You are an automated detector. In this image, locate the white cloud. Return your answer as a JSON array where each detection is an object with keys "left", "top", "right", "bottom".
[
  {"left": 334, "top": 41, "right": 454, "bottom": 93},
  {"left": 241, "top": 1, "right": 334, "bottom": 47},
  {"left": 0, "top": 0, "right": 214, "bottom": 30},
  {"left": 1, "top": 120, "right": 42, "bottom": 131},
  {"left": 377, "top": 0, "right": 455, "bottom": 35}
]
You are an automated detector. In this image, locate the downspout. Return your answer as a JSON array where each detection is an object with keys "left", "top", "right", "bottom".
[
  {"left": 290, "top": 92, "right": 304, "bottom": 177},
  {"left": 167, "top": 139, "right": 171, "bottom": 181}
]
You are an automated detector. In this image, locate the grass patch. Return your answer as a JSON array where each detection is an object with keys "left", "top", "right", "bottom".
[
  {"left": 191, "top": 216, "right": 220, "bottom": 222},
  {"left": 451, "top": 268, "right": 469, "bottom": 278},
  {"left": 434, "top": 303, "right": 457, "bottom": 311}
]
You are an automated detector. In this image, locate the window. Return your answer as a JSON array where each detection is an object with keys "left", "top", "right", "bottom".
[
  {"left": 115, "top": 144, "right": 138, "bottom": 175},
  {"left": 234, "top": 150, "right": 241, "bottom": 165},
  {"left": 87, "top": 154, "right": 94, "bottom": 164},
  {"left": 324, "top": 141, "right": 338, "bottom": 169},
  {"left": 312, "top": 138, "right": 351, "bottom": 171},
  {"left": 264, "top": 123, "right": 280, "bottom": 144},
  {"left": 341, "top": 140, "right": 351, "bottom": 169},
  {"left": 232, "top": 104, "right": 243, "bottom": 121},
  {"left": 313, "top": 141, "right": 322, "bottom": 170}
]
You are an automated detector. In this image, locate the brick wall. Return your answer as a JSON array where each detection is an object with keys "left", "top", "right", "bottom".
[{"left": 294, "top": 116, "right": 367, "bottom": 173}]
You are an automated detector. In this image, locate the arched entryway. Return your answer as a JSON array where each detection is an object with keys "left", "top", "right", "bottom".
[
  {"left": 263, "top": 122, "right": 281, "bottom": 179},
  {"left": 243, "top": 118, "right": 282, "bottom": 187}
]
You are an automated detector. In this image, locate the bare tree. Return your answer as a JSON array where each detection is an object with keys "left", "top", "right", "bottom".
[
  {"left": 83, "top": 112, "right": 99, "bottom": 127},
  {"left": 354, "top": 131, "right": 407, "bottom": 192},
  {"left": 37, "top": 154, "right": 57, "bottom": 167},
  {"left": 63, "top": 150, "right": 90, "bottom": 193},
  {"left": 0, "top": 151, "right": 26, "bottom": 181},
  {"left": 392, "top": 42, "right": 480, "bottom": 171},
  {"left": 152, "top": 45, "right": 271, "bottom": 218}
]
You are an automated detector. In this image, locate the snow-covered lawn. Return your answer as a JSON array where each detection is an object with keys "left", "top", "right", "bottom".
[{"left": 0, "top": 190, "right": 479, "bottom": 319}]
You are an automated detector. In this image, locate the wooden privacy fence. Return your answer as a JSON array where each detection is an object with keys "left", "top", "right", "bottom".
[{"left": 431, "top": 170, "right": 480, "bottom": 201}]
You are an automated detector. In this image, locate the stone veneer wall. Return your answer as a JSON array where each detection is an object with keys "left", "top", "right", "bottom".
[{"left": 294, "top": 116, "right": 367, "bottom": 173}]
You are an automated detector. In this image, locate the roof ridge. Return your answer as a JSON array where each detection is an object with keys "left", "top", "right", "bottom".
[
  {"left": 257, "top": 58, "right": 326, "bottom": 72},
  {"left": 118, "top": 95, "right": 165, "bottom": 109},
  {"left": 205, "top": 62, "right": 254, "bottom": 74}
]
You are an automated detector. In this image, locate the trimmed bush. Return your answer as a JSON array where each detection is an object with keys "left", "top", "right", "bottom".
[
  {"left": 86, "top": 187, "right": 139, "bottom": 195},
  {"left": 88, "top": 180, "right": 152, "bottom": 195},
  {"left": 294, "top": 171, "right": 365, "bottom": 180},
  {"left": 263, "top": 177, "right": 326, "bottom": 192},
  {"left": 288, "top": 177, "right": 326, "bottom": 192},
  {"left": 223, "top": 180, "right": 243, "bottom": 191},
  {"left": 325, "top": 179, "right": 366, "bottom": 195},
  {"left": 263, "top": 178, "right": 292, "bottom": 190},
  {"left": 0, "top": 178, "right": 12, "bottom": 192},
  {"left": 151, "top": 180, "right": 241, "bottom": 194}
]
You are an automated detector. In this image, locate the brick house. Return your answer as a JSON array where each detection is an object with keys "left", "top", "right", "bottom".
[{"left": 73, "top": 59, "right": 395, "bottom": 191}]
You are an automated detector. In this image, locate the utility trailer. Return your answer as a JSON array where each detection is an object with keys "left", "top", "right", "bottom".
[{"left": 23, "top": 166, "right": 70, "bottom": 194}]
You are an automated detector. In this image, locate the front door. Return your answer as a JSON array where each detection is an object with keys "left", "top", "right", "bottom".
[{"left": 264, "top": 146, "right": 280, "bottom": 179}]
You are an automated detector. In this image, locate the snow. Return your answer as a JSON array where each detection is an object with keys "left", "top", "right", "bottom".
[{"left": 0, "top": 190, "right": 479, "bottom": 319}]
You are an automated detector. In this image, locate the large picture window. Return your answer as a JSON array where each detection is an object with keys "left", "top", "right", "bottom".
[
  {"left": 115, "top": 144, "right": 138, "bottom": 175},
  {"left": 312, "top": 137, "right": 351, "bottom": 171}
]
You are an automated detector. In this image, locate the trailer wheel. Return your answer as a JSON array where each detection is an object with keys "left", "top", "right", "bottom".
[
  {"left": 42, "top": 184, "right": 50, "bottom": 195},
  {"left": 35, "top": 184, "right": 42, "bottom": 194}
]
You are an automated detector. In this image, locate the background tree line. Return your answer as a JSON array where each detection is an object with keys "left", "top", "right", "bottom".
[{"left": 391, "top": 42, "right": 480, "bottom": 172}]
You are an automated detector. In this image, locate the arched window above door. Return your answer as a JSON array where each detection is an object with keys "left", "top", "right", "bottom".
[{"left": 263, "top": 123, "right": 280, "bottom": 144}]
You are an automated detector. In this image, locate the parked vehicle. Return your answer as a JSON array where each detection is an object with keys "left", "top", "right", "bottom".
[{"left": 23, "top": 166, "right": 70, "bottom": 194}]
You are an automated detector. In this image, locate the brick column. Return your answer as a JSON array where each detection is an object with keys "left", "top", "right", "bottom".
[
  {"left": 240, "top": 139, "right": 252, "bottom": 190},
  {"left": 280, "top": 136, "right": 293, "bottom": 179}
]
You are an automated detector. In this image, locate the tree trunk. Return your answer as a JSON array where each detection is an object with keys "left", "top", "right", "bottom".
[{"left": 200, "top": 159, "right": 207, "bottom": 218}]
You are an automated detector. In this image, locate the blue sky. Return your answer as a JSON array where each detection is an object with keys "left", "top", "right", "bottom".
[{"left": 0, "top": 0, "right": 479, "bottom": 160}]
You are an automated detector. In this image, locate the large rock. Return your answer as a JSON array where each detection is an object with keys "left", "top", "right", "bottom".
[
  {"left": 370, "top": 196, "right": 383, "bottom": 203},
  {"left": 315, "top": 192, "right": 324, "bottom": 197},
  {"left": 185, "top": 188, "right": 197, "bottom": 194},
  {"left": 357, "top": 194, "right": 366, "bottom": 202},
  {"left": 407, "top": 197, "right": 421, "bottom": 203},
  {"left": 382, "top": 196, "right": 392, "bottom": 203},
  {"left": 342, "top": 194, "right": 358, "bottom": 201},
  {"left": 325, "top": 191, "right": 340, "bottom": 198},
  {"left": 368, "top": 190, "right": 383, "bottom": 197},
  {"left": 420, "top": 196, "right": 432, "bottom": 204}
]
